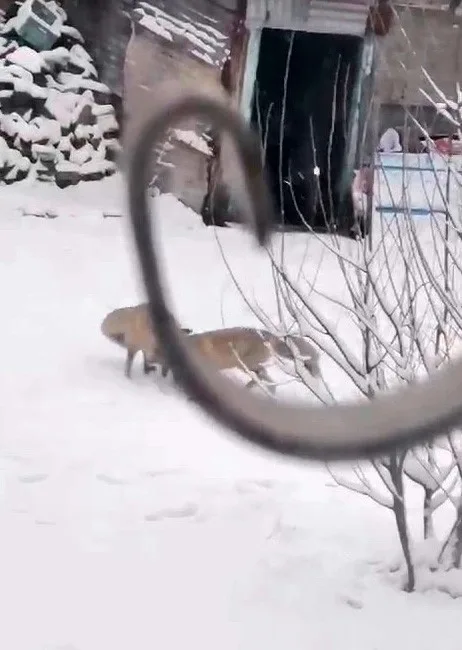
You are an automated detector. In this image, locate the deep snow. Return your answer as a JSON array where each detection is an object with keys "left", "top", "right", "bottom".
[{"left": 0, "top": 174, "right": 460, "bottom": 650}]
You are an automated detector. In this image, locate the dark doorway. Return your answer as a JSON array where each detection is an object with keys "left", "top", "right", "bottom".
[{"left": 251, "top": 28, "right": 363, "bottom": 234}]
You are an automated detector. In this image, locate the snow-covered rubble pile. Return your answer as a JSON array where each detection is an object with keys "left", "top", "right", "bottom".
[{"left": 0, "top": 7, "right": 120, "bottom": 187}]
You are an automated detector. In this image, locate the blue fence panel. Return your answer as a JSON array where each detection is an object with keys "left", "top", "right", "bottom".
[{"left": 375, "top": 153, "right": 462, "bottom": 217}]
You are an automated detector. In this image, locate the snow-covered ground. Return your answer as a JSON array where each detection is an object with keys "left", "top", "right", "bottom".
[{"left": 0, "top": 174, "right": 460, "bottom": 650}]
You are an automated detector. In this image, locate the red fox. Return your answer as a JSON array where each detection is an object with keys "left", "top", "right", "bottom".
[
  {"left": 101, "top": 303, "right": 192, "bottom": 377},
  {"left": 153, "top": 326, "right": 320, "bottom": 393}
]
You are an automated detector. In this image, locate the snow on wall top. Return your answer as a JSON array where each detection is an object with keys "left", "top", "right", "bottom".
[
  {"left": 172, "top": 128, "right": 212, "bottom": 155},
  {"left": 133, "top": 0, "right": 234, "bottom": 69}
]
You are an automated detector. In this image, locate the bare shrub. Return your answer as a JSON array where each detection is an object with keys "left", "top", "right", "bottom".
[{"left": 217, "top": 17, "right": 462, "bottom": 592}]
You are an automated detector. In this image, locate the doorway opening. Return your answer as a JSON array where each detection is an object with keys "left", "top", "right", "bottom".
[{"left": 250, "top": 28, "right": 363, "bottom": 234}]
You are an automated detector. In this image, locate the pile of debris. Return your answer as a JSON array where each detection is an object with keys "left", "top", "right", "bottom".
[{"left": 0, "top": 1, "right": 120, "bottom": 187}]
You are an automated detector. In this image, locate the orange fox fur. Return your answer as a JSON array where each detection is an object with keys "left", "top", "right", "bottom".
[
  {"left": 101, "top": 303, "right": 192, "bottom": 377},
  {"left": 153, "top": 326, "right": 320, "bottom": 393}
]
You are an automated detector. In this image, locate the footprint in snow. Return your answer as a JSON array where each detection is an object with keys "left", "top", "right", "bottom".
[
  {"left": 339, "top": 594, "right": 364, "bottom": 610},
  {"left": 18, "top": 473, "right": 48, "bottom": 484},
  {"left": 234, "top": 478, "right": 276, "bottom": 494},
  {"left": 143, "top": 468, "right": 186, "bottom": 479},
  {"left": 2, "top": 453, "right": 29, "bottom": 464},
  {"left": 144, "top": 503, "right": 199, "bottom": 522},
  {"left": 96, "top": 473, "right": 130, "bottom": 486}
]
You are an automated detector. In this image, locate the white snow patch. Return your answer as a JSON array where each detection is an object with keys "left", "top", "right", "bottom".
[
  {"left": 55, "top": 160, "right": 80, "bottom": 173},
  {"left": 80, "top": 159, "right": 115, "bottom": 176},
  {"left": 29, "top": 116, "right": 62, "bottom": 144},
  {"left": 1, "top": 113, "right": 61, "bottom": 144},
  {"left": 172, "top": 128, "right": 212, "bottom": 155},
  {"left": 69, "top": 47, "right": 97, "bottom": 78},
  {"left": 70, "top": 43, "right": 92, "bottom": 63},
  {"left": 0, "top": 176, "right": 460, "bottom": 650},
  {"left": 96, "top": 111, "right": 118, "bottom": 135},
  {"left": 74, "top": 123, "right": 98, "bottom": 140},
  {"left": 57, "top": 135, "right": 72, "bottom": 153},
  {"left": 59, "top": 24, "right": 84, "bottom": 43},
  {"left": 6, "top": 46, "right": 44, "bottom": 74},
  {"left": 135, "top": 4, "right": 225, "bottom": 64},
  {"left": 58, "top": 72, "right": 110, "bottom": 95},
  {"left": 41, "top": 47, "right": 71, "bottom": 68},
  {"left": 139, "top": 14, "right": 173, "bottom": 41},
  {"left": 4, "top": 63, "right": 34, "bottom": 84},
  {"left": 69, "top": 142, "right": 93, "bottom": 166},
  {"left": 0, "top": 70, "right": 46, "bottom": 98},
  {"left": 92, "top": 104, "right": 115, "bottom": 118},
  {"left": 191, "top": 48, "right": 215, "bottom": 66},
  {"left": 0, "top": 137, "right": 30, "bottom": 170},
  {"left": 44, "top": 88, "right": 81, "bottom": 129},
  {"left": 31, "top": 143, "right": 59, "bottom": 161}
]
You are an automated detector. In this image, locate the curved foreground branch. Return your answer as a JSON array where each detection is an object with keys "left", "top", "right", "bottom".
[{"left": 127, "top": 85, "right": 462, "bottom": 462}]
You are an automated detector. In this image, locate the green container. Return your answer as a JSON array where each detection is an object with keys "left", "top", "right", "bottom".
[{"left": 16, "top": 15, "right": 58, "bottom": 51}]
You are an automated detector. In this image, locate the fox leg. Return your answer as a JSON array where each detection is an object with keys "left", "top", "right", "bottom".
[
  {"left": 143, "top": 352, "right": 150, "bottom": 374},
  {"left": 143, "top": 352, "right": 158, "bottom": 375},
  {"left": 245, "top": 366, "right": 277, "bottom": 394},
  {"left": 125, "top": 349, "right": 136, "bottom": 378}
]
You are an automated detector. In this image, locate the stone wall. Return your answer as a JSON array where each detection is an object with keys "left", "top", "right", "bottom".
[{"left": 376, "top": 4, "right": 462, "bottom": 106}]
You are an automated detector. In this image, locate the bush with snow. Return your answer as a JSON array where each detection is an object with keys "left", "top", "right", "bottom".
[
  {"left": 222, "top": 62, "right": 462, "bottom": 594},
  {"left": 0, "top": 3, "right": 120, "bottom": 187}
]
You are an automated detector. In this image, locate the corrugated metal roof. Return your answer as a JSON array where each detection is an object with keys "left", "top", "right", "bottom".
[{"left": 245, "top": 0, "right": 371, "bottom": 36}]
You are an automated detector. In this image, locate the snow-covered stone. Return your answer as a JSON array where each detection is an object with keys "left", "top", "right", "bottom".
[
  {"left": 68, "top": 48, "right": 97, "bottom": 78},
  {"left": 44, "top": 89, "right": 81, "bottom": 130},
  {"left": 104, "top": 138, "right": 122, "bottom": 162},
  {"left": 69, "top": 142, "right": 93, "bottom": 165},
  {"left": 55, "top": 160, "right": 81, "bottom": 188},
  {"left": 93, "top": 140, "right": 107, "bottom": 161},
  {"left": 80, "top": 158, "right": 115, "bottom": 180},
  {"left": 28, "top": 117, "right": 61, "bottom": 144},
  {"left": 70, "top": 44, "right": 92, "bottom": 63},
  {"left": 59, "top": 25, "right": 84, "bottom": 44},
  {"left": 92, "top": 104, "right": 115, "bottom": 118},
  {"left": 7, "top": 46, "right": 44, "bottom": 74},
  {"left": 0, "top": 69, "right": 47, "bottom": 98},
  {"left": 71, "top": 99, "right": 95, "bottom": 127},
  {"left": 57, "top": 135, "right": 72, "bottom": 153},
  {"left": 58, "top": 72, "right": 111, "bottom": 95},
  {"left": 0, "top": 2, "right": 119, "bottom": 187},
  {"left": 74, "top": 123, "right": 96, "bottom": 141},
  {"left": 1, "top": 18, "right": 19, "bottom": 36},
  {"left": 97, "top": 112, "right": 118, "bottom": 135},
  {"left": 0, "top": 140, "right": 30, "bottom": 172},
  {"left": 56, "top": 160, "right": 79, "bottom": 172},
  {"left": 41, "top": 47, "right": 71, "bottom": 68},
  {"left": 3, "top": 63, "right": 34, "bottom": 84},
  {"left": 31, "top": 143, "right": 58, "bottom": 161},
  {"left": 0, "top": 112, "right": 28, "bottom": 139}
]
